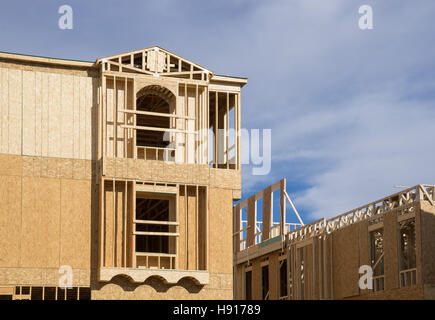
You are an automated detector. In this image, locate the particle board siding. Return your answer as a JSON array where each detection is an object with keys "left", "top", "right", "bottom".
[
  {"left": 60, "top": 179, "right": 91, "bottom": 269},
  {"left": 87, "top": 77, "right": 95, "bottom": 160},
  {"left": 0, "top": 175, "right": 22, "bottom": 267},
  {"left": 0, "top": 68, "right": 8, "bottom": 154},
  {"left": 209, "top": 187, "right": 233, "bottom": 274},
  {"left": 187, "top": 187, "right": 197, "bottom": 270},
  {"left": 8, "top": 68, "right": 22, "bottom": 155},
  {"left": 104, "top": 183, "right": 114, "bottom": 267},
  {"left": 21, "top": 177, "right": 61, "bottom": 268},
  {"left": 79, "top": 76, "right": 87, "bottom": 160},
  {"left": 22, "top": 70, "right": 35, "bottom": 156},
  {"left": 332, "top": 224, "right": 360, "bottom": 299},
  {"left": 2, "top": 67, "right": 96, "bottom": 160},
  {"left": 61, "top": 74, "right": 74, "bottom": 158},
  {"left": 41, "top": 72, "right": 49, "bottom": 157},
  {"left": 178, "top": 188, "right": 186, "bottom": 270},
  {"left": 384, "top": 211, "right": 399, "bottom": 290},
  {"left": 35, "top": 72, "right": 42, "bottom": 156},
  {"left": 420, "top": 203, "right": 435, "bottom": 285},
  {"left": 268, "top": 252, "right": 279, "bottom": 300},
  {"left": 48, "top": 73, "right": 61, "bottom": 157},
  {"left": 73, "top": 76, "right": 81, "bottom": 159},
  {"left": 115, "top": 182, "right": 124, "bottom": 267}
]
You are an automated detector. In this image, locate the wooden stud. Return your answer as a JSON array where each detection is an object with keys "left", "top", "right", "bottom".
[{"left": 215, "top": 92, "right": 218, "bottom": 168}]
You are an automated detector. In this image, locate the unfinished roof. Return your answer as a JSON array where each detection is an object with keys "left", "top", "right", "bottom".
[{"left": 0, "top": 46, "right": 247, "bottom": 85}]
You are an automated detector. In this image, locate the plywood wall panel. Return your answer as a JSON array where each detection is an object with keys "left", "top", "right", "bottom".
[
  {"left": 35, "top": 72, "right": 42, "bottom": 156},
  {"left": 178, "top": 188, "right": 186, "bottom": 270},
  {"left": 48, "top": 73, "right": 61, "bottom": 157},
  {"left": 8, "top": 68, "right": 22, "bottom": 155},
  {"left": 79, "top": 76, "right": 87, "bottom": 160},
  {"left": 60, "top": 179, "right": 91, "bottom": 269},
  {"left": 0, "top": 175, "right": 22, "bottom": 267},
  {"left": 104, "top": 183, "right": 114, "bottom": 267},
  {"left": 86, "top": 77, "right": 95, "bottom": 160},
  {"left": 187, "top": 187, "right": 197, "bottom": 270},
  {"left": 73, "top": 76, "right": 81, "bottom": 159},
  {"left": 61, "top": 74, "right": 74, "bottom": 158},
  {"left": 21, "top": 177, "right": 61, "bottom": 268},
  {"left": 41, "top": 72, "right": 49, "bottom": 157},
  {"left": 0, "top": 68, "right": 9, "bottom": 154},
  {"left": 209, "top": 187, "right": 233, "bottom": 274},
  {"left": 22, "top": 70, "right": 36, "bottom": 156}
]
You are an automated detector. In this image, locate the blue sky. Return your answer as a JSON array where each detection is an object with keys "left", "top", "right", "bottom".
[{"left": 1, "top": 1, "right": 435, "bottom": 223}]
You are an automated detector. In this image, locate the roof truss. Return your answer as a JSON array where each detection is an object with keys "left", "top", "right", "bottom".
[{"left": 97, "top": 46, "right": 213, "bottom": 81}]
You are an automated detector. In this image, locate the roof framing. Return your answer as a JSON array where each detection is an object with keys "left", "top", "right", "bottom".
[{"left": 96, "top": 46, "right": 214, "bottom": 81}]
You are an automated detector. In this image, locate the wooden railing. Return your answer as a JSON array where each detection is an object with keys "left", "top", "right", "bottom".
[
  {"left": 372, "top": 275, "right": 385, "bottom": 292},
  {"left": 137, "top": 146, "right": 176, "bottom": 162},
  {"left": 133, "top": 219, "right": 179, "bottom": 269},
  {"left": 399, "top": 268, "right": 417, "bottom": 287}
]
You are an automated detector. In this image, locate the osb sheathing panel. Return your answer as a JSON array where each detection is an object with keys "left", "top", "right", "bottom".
[
  {"left": 0, "top": 268, "right": 90, "bottom": 286},
  {"left": 332, "top": 223, "right": 360, "bottom": 299},
  {"left": 187, "top": 188, "right": 197, "bottom": 270},
  {"left": 103, "top": 158, "right": 241, "bottom": 193},
  {"left": 358, "top": 220, "right": 370, "bottom": 297},
  {"left": 0, "top": 155, "right": 93, "bottom": 273},
  {"left": 208, "top": 188, "right": 233, "bottom": 275},
  {"left": 21, "top": 177, "right": 61, "bottom": 268},
  {"left": 60, "top": 179, "right": 91, "bottom": 269},
  {"left": 0, "top": 176, "right": 22, "bottom": 267},
  {"left": 419, "top": 202, "right": 435, "bottom": 285},
  {"left": 383, "top": 211, "right": 399, "bottom": 290},
  {"left": 346, "top": 284, "right": 424, "bottom": 300},
  {"left": 178, "top": 188, "right": 187, "bottom": 270},
  {"left": 268, "top": 252, "right": 279, "bottom": 300},
  {"left": 251, "top": 260, "right": 261, "bottom": 300},
  {"left": 0, "top": 59, "right": 98, "bottom": 77},
  {"left": 0, "top": 66, "right": 97, "bottom": 160}
]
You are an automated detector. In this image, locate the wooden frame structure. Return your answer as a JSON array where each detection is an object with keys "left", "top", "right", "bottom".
[
  {"left": 0, "top": 47, "right": 246, "bottom": 300},
  {"left": 234, "top": 184, "right": 435, "bottom": 300}
]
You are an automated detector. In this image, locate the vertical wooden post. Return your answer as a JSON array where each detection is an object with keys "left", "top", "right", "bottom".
[
  {"left": 215, "top": 92, "right": 218, "bottom": 168},
  {"left": 280, "top": 179, "right": 286, "bottom": 236},
  {"left": 133, "top": 78, "right": 137, "bottom": 159},
  {"left": 113, "top": 75, "right": 117, "bottom": 157},
  {"left": 237, "top": 93, "right": 241, "bottom": 170},
  {"left": 234, "top": 93, "right": 238, "bottom": 169},
  {"left": 124, "top": 78, "right": 127, "bottom": 158},
  {"left": 132, "top": 181, "right": 136, "bottom": 268},
  {"left": 99, "top": 178, "right": 105, "bottom": 268},
  {"left": 196, "top": 185, "right": 199, "bottom": 270},
  {"left": 175, "top": 184, "right": 179, "bottom": 269},
  {"left": 185, "top": 185, "right": 188, "bottom": 269},
  {"left": 195, "top": 84, "right": 199, "bottom": 164},
  {"left": 226, "top": 92, "right": 229, "bottom": 169},
  {"left": 184, "top": 83, "right": 188, "bottom": 164},
  {"left": 206, "top": 186, "right": 209, "bottom": 270},
  {"left": 102, "top": 75, "right": 107, "bottom": 160},
  {"left": 112, "top": 179, "right": 116, "bottom": 267},
  {"left": 123, "top": 180, "right": 127, "bottom": 267}
]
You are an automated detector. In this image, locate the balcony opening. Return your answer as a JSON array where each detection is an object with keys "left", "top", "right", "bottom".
[
  {"left": 134, "top": 192, "right": 177, "bottom": 269},
  {"left": 369, "top": 228, "right": 385, "bottom": 291},
  {"left": 398, "top": 218, "right": 417, "bottom": 287},
  {"left": 136, "top": 86, "right": 176, "bottom": 161}
]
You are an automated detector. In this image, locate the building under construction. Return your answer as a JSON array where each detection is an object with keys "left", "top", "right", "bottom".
[
  {"left": 0, "top": 47, "right": 246, "bottom": 300},
  {"left": 1, "top": 46, "right": 434, "bottom": 301},
  {"left": 233, "top": 180, "right": 435, "bottom": 300}
]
